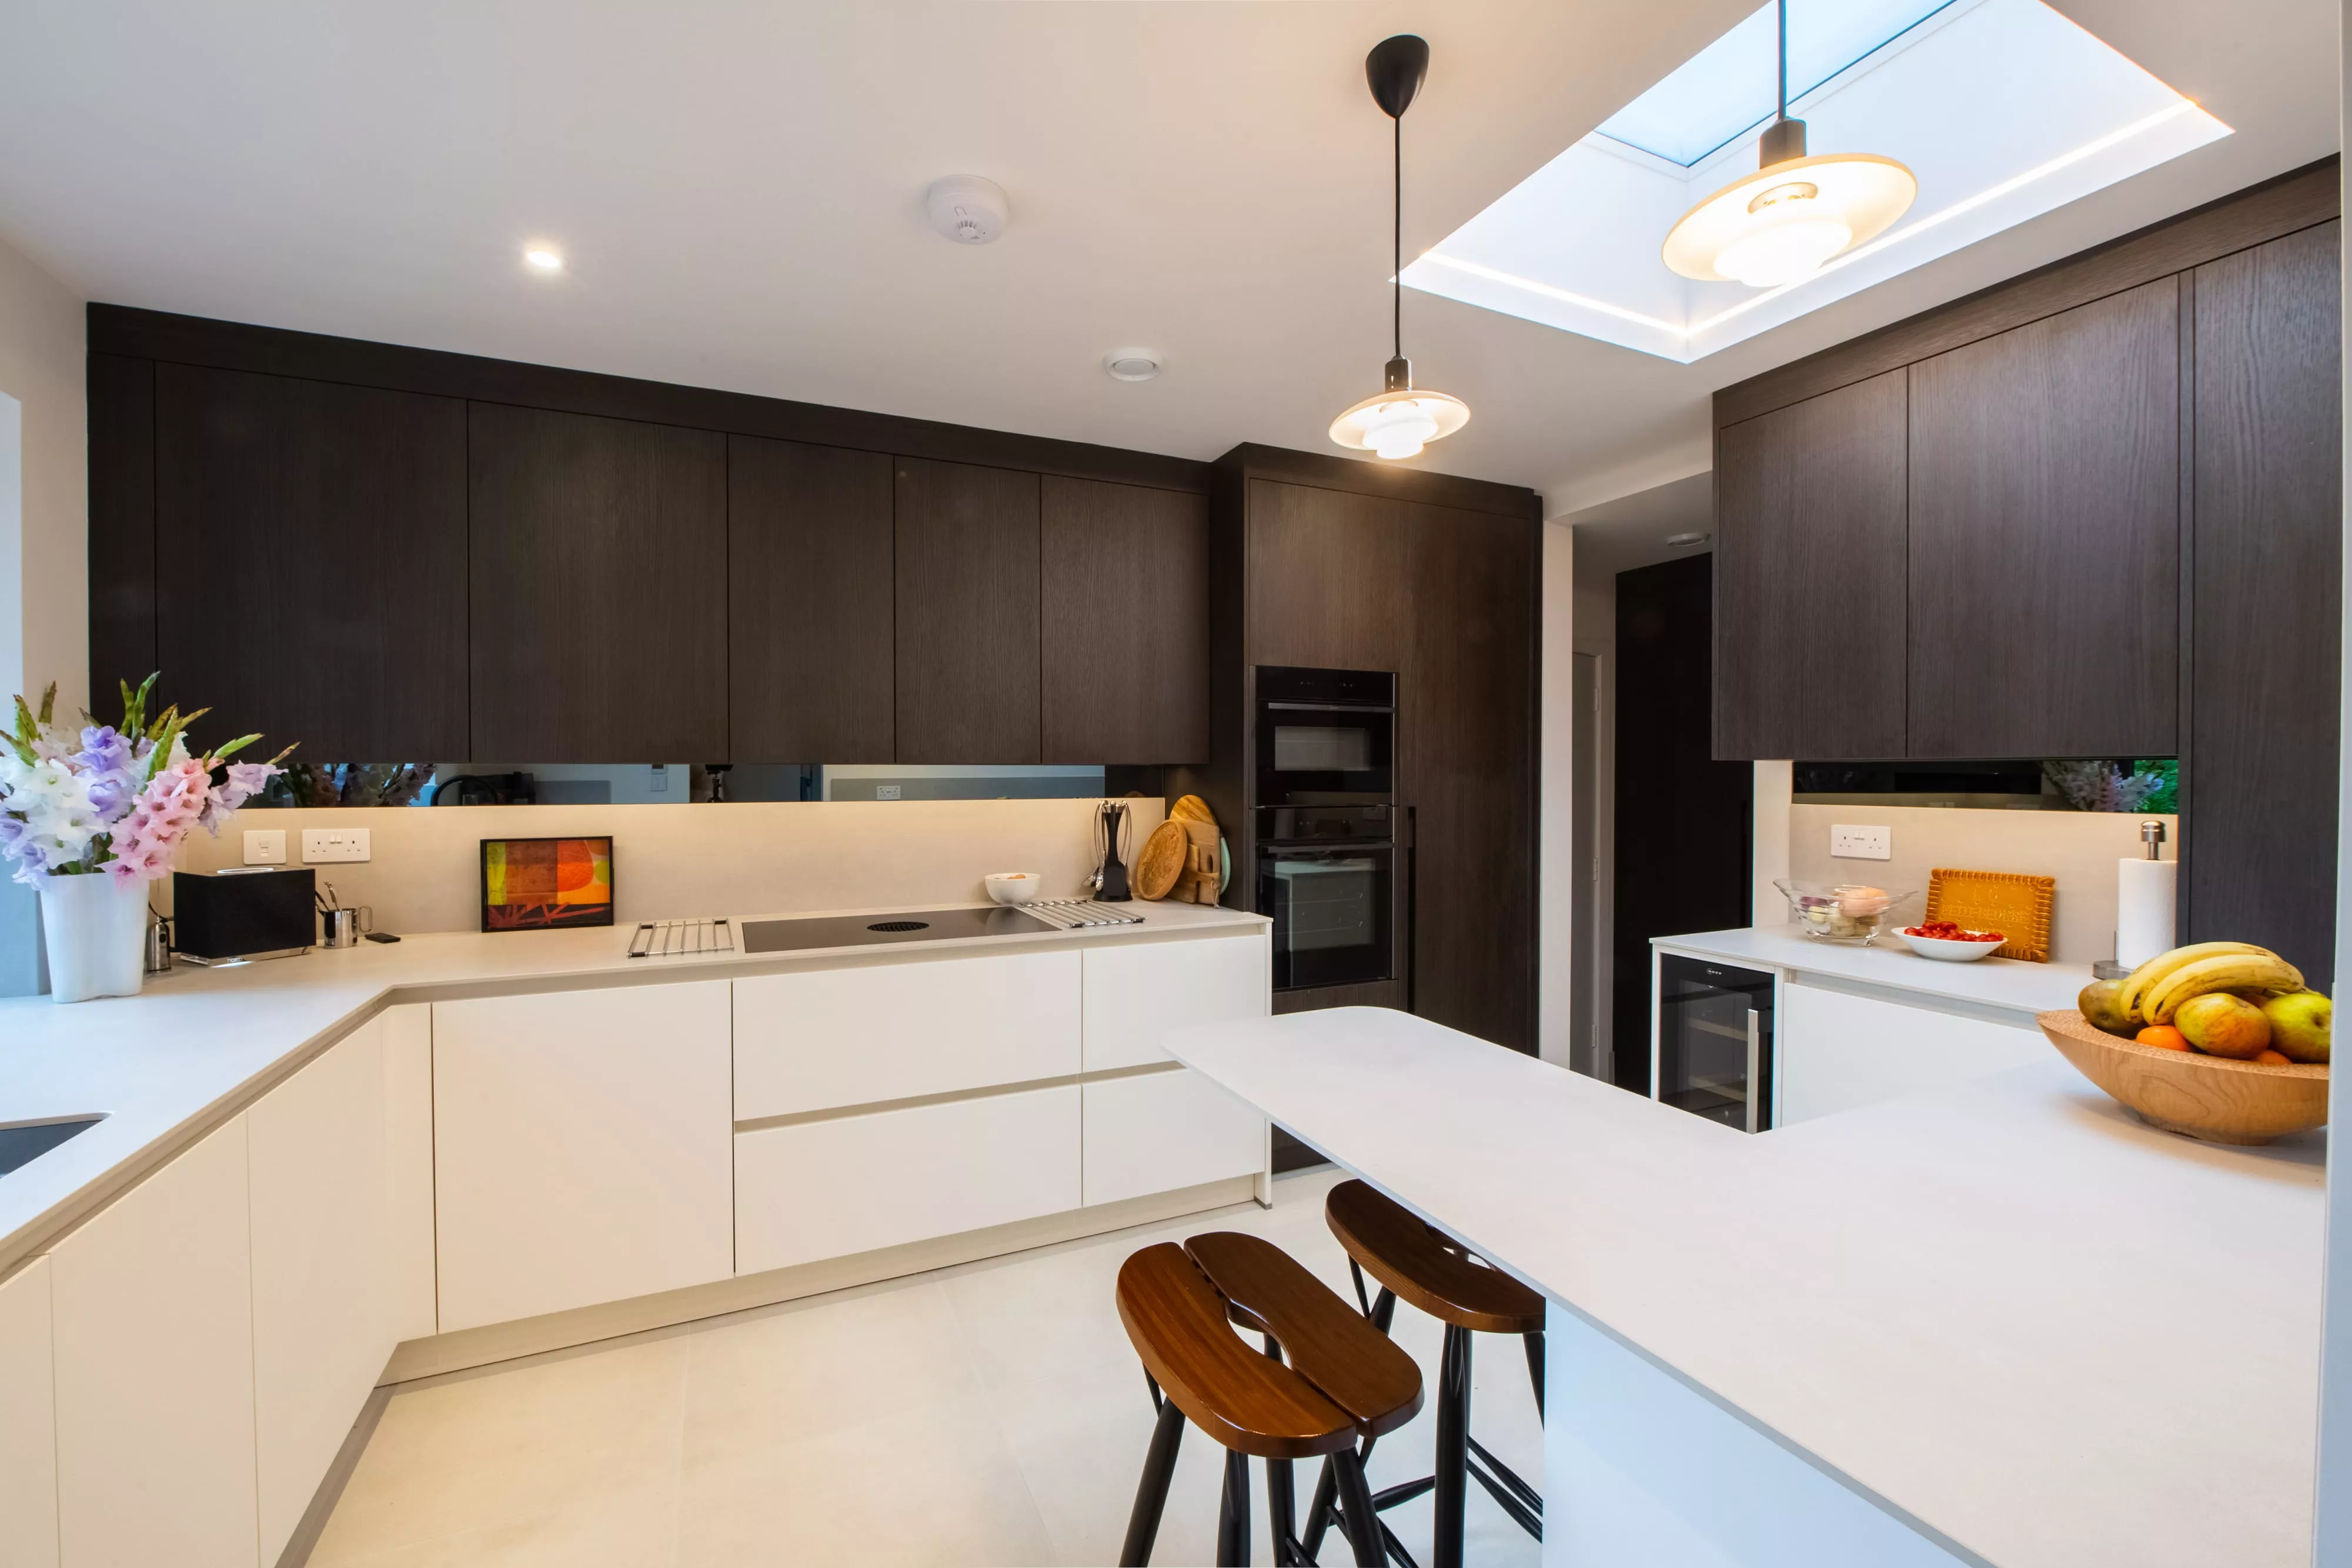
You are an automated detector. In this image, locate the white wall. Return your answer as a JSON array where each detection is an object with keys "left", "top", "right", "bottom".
[
  {"left": 1539, "top": 520, "right": 1577, "bottom": 1068},
  {"left": 1785, "top": 804, "right": 2178, "bottom": 965},
  {"left": 173, "top": 797, "right": 1165, "bottom": 935},
  {"left": 0, "top": 232, "right": 85, "bottom": 997},
  {"left": 2312, "top": 21, "right": 2351, "bottom": 1559}
]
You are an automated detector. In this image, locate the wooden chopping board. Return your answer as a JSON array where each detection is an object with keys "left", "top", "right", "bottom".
[{"left": 1134, "top": 819, "right": 1190, "bottom": 900}]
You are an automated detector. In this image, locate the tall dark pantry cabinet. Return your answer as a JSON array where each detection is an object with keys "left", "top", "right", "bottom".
[{"left": 1187, "top": 447, "right": 1544, "bottom": 1061}]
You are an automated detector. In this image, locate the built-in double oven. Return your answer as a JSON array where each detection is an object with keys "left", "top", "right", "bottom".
[{"left": 1252, "top": 667, "right": 1405, "bottom": 995}]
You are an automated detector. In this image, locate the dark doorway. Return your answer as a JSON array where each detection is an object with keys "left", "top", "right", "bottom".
[{"left": 1611, "top": 555, "right": 1751, "bottom": 1095}]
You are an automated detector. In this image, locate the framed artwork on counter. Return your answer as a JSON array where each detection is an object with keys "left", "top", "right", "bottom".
[{"left": 480, "top": 835, "right": 614, "bottom": 931}]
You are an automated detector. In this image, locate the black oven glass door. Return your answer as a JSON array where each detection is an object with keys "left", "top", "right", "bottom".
[
  {"left": 1256, "top": 707, "right": 1395, "bottom": 803},
  {"left": 1259, "top": 847, "right": 1394, "bottom": 990},
  {"left": 1656, "top": 954, "right": 1775, "bottom": 1132}
]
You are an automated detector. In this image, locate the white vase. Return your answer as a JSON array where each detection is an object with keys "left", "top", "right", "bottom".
[{"left": 37, "top": 871, "right": 149, "bottom": 1003}]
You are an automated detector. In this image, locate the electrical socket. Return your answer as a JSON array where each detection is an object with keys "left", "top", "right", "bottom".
[
  {"left": 875, "top": 784, "right": 903, "bottom": 801},
  {"left": 302, "top": 827, "right": 372, "bottom": 863},
  {"left": 1831, "top": 824, "right": 1892, "bottom": 861},
  {"left": 243, "top": 828, "right": 287, "bottom": 865}
]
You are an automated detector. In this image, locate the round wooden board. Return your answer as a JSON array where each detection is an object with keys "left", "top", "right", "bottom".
[
  {"left": 1134, "top": 819, "right": 1190, "bottom": 901},
  {"left": 2037, "top": 1009, "right": 2327, "bottom": 1145},
  {"left": 1170, "top": 794, "right": 1217, "bottom": 826}
]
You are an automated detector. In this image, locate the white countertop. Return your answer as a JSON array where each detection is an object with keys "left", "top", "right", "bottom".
[
  {"left": 1657, "top": 923, "right": 2094, "bottom": 1017},
  {"left": 1165, "top": 1007, "right": 2320, "bottom": 1568},
  {"left": 0, "top": 900, "right": 1265, "bottom": 1274}
]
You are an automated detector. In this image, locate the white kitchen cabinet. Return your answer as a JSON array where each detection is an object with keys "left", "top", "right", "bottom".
[
  {"left": 0, "top": 1256, "right": 58, "bottom": 1568},
  {"left": 435, "top": 980, "right": 733, "bottom": 1332},
  {"left": 248, "top": 1019, "right": 389, "bottom": 1563},
  {"left": 381, "top": 1002, "right": 437, "bottom": 1342},
  {"left": 735, "top": 1086, "right": 1080, "bottom": 1274},
  {"left": 1081, "top": 935, "right": 1268, "bottom": 1071},
  {"left": 1779, "top": 981, "right": 2051, "bottom": 1126},
  {"left": 1081, "top": 1069, "right": 1267, "bottom": 1208},
  {"left": 49, "top": 1117, "right": 257, "bottom": 1568},
  {"left": 733, "top": 951, "right": 1080, "bottom": 1118}
]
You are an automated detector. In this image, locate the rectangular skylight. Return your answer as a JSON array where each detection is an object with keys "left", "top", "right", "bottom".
[
  {"left": 1598, "top": 0, "right": 1955, "bottom": 167},
  {"left": 1405, "top": 0, "right": 2229, "bottom": 363}
]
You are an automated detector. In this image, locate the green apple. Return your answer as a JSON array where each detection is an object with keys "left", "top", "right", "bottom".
[{"left": 2262, "top": 991, "right": 2331, "bottom": 1064}]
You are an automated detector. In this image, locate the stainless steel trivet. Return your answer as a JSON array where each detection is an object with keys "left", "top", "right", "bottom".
[
  {"left": 1023, "top": 900, "right": 1147, "bottom": 930},
  {"left": 626, "top": 917, "right": 736, "bottom": 958}
]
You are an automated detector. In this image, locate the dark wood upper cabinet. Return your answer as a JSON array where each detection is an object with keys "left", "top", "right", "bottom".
[
  {"left": 1713, "top": 369, "right": 1908, "bottom": 761},
  {"left": 467, "top": 403, "right": 727, "bottom": 763},
  {"left": 727, "top": 436, "right": 894, "bottom": 763},
  {"left": 1040, "top": 477, "right": 1209, "bottom": 763},
  {"left": 894, "top": 458, "right": 1041, "bottom": 764},
  {"left": 87, "top": 353, "right": 158, "bottom": 700},
  {"left": 1906, "top": 279, "right": 2181, "bottom": 759},
  {"left": 2186, "top": 221, "right": 2342, "bottom": 985},
  {"left": 1244, "top": 479, "right": 1414, "bottom": 674},
  {"left": 151, "top": 364, "right": 468, "bottom": 760}
]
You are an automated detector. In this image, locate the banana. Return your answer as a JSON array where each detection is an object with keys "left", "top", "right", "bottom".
[
  {"left": 2146, "top": 954, "right": 2306, "bottom": 1024},
  {"left": 2118, "top": 942, "right": 2274, "bottom": 1024}
]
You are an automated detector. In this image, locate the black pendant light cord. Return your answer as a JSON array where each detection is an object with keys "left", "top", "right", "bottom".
[
  {"left": 1777, "top": 0, "right": 1788, "bottom": 122},
  {"left": 1393, "top": 112, "right": 1403, "bottom": 361}
]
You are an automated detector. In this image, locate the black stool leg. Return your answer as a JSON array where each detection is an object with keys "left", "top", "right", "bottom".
[
  {"left": 1262, "top": 1335, "right": 1301, "bottom": 1565},
  {"left": 1218, "top": 1447, "right": 1253, "bottom": 1567},
  {"left": 1120, "top": 1396, "right": 1186, "bottom": 1567},
  {"left": 1525, "top": 1330, "right": 1545, "bottom": 1420},
  {"left": 1328, "top": 1446, "right": 1387, "bottom": 1568},
  {"left": 1432, "top": 1325, "right": 1472, "bottom": 1568}
]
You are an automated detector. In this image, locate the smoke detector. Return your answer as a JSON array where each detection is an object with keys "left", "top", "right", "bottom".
[
  {"left": 1104, "top": 349, "right": 1162, "bottom": 382},
  {"left": 926, "top": 176, "right": 1008, "bottom": 244}
]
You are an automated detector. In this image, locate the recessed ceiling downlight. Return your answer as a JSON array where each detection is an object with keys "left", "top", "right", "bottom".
[
  {"left": 1104, "top": 350, "right": 1162, "bottom": 382},
  {"left": 523, "top": 246, "right": 563, "bottom": 273}
]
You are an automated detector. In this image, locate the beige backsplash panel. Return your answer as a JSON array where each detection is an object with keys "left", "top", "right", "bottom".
[
  {"left": 173, "top": 798, "right": 1166, "bottom": 936},
  {"left": 1787, "top": 804, "right": 2178, "bottom": 964}
]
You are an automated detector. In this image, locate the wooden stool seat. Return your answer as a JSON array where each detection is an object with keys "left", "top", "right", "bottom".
[
  {"left": 1184, "top": 1231, "right": 1424, "bottom": 1441},
  {"left": 1327, "top": 1178, "right": 1544, "bottom": 1334},
  {"left": 1115, "top": 1242, "right": 1359, "bottom": 1460},
  {"left": 1115, "top": 1238, "right": 1412, "bottom": 1566}
]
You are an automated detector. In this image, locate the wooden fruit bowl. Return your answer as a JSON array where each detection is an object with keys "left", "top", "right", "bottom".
[{"left": 2038, "top": 1009, "right": 2328, "bottom": 1146}]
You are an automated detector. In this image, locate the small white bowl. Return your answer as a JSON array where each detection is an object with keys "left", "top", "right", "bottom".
[
  {"left": 1902, "top": 930, "right": 2006, "bottom": 962},
  {"left": 984, "top": 872, "right": 1041, "bottom": 906}
]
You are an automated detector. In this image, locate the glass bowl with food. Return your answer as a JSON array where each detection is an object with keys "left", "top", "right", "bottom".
[{"left": 1772, "top": 880, "right": 1918, "bottom": 945}]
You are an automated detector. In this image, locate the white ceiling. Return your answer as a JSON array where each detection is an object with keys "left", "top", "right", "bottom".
[{"left": 0, "top": 1, "right": 2335, "bottom": 517}]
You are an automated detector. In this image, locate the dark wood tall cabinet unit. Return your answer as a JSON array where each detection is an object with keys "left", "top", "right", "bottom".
[
  {"left": 149, "top": 365, "right": 470, "bottom": 760},
  {"left": 1907, "top": 280, "right": 2181, "bottom": 759},
  {"left": 1711, "top": 160, "right": 2341, "bottom": 967},
  {"left": 1203, "top": 448, "right": 1542, "bottom": 1057},
  {"left": 893, "top": 458, "right": 1043, "bottom": 764},
  {"left": 1040, "top": 477, "right": 1210, "bottom": 763},
  {"left": 466, "top": 404, "right": 728, "bottom": 762},
  {"left": 727, "top": 437, "right": 896, "bottom": 763},
  {"left": 2186, "top": 220, "right": 2343, "bottom": 987},
  {"left": 1714, "top": 369, "right": 1908, "bottom": 760},
  {"left": 86, "top": 353, "right": 157, "bottom": 696}
]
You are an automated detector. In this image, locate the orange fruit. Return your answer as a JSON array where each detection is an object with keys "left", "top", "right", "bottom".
[
  {"left": 2137, "top": 1025, "right": 2191, "bottom": 1051},
  {"left": 2253, "top": 1049, "right": 2293, "bottom": 1066}
]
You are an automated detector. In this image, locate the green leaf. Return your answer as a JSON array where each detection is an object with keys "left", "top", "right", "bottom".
[
  {"left": 211, "top": 732, "right": 263, "bottom": 762},
  {"left": 34, "top": 682, "right": 55, "bottom": 728}
]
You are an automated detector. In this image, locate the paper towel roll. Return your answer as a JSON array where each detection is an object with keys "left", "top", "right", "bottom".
[{"left": 2116, "top": 857, "right": 2177, "bottom": 967}]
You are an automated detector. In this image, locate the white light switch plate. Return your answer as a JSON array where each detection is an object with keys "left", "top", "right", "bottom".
[
  {"left": 1831, "top": 824, "right": 1892, "bottom": 861},
  {"left": 302, "top": 827, "right": 372, "bottom": 864},
  {"left": 243, "top": 828, "right": 287, "bottom": 865}
]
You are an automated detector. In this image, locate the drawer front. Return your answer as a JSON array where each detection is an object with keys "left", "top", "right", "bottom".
[
  {"left": 734, "top": 1085, "right": 1081, "bottom": 1274},
  {"left": 734, "top": 951, "right": 1080, "bottom": 1119},
  {"left": 1082, "top": 935, "right": 1269, "bottom": 1071},
  {"left": 1778, "top": 982, "right": 2047, "bottom": 1126},
  {"left": 1081, "top": 1069, "right": 1267, "bottom": 1208}
]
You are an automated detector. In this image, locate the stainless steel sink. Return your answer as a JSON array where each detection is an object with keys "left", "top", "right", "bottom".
[{"left": 0, "top": 1115, "right": 105, "bottom": 1178}]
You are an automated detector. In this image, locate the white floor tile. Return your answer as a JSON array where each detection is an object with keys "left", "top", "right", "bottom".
[{"left": 313, "top": 1168, "right": 1545, "bottom": 1568}]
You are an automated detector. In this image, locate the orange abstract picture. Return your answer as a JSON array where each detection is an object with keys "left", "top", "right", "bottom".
[{"left": 480, "top": 836, "right": 614, "bottom": 932}]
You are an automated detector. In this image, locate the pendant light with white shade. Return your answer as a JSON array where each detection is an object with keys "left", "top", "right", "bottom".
[
  {"left": 1662, "top": 0, "right": 1917, "bottom": 289},
  {"left": 1329, "top": 34, "right": 1468, "bottom": 462}
]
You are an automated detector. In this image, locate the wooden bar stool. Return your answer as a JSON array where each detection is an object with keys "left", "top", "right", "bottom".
[
  {"left": 1314, "top": 1179, "right": 1546, "bottom": 1568},
  {"left": 1115, "top": 1233, "right": 1423, "bottom": 1566}
]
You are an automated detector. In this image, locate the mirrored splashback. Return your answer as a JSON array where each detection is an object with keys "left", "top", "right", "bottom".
[
  {"left": 250, "top": 763, "right": 1110, "bottom": 807},
  {"left": 1793, "top": 758, "right": 2179, "bottom": 812}
]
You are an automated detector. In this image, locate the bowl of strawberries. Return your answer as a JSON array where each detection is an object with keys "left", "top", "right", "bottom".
[{"left": 1900, "top": 918, "right": 2006, "bottom": 962}]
